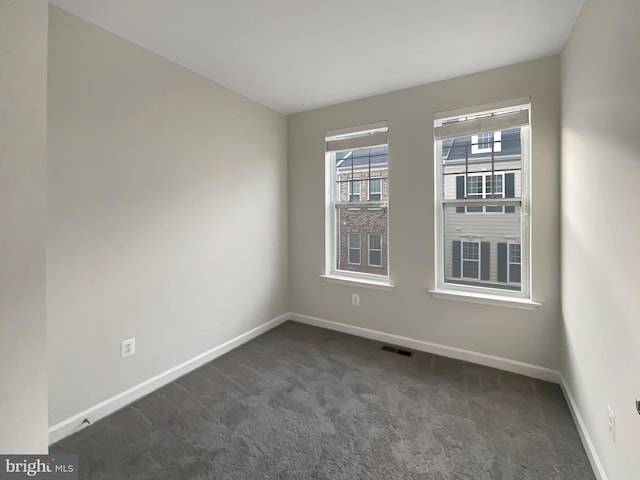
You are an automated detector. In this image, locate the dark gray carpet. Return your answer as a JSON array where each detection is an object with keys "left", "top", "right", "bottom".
[{"left": 51, "top": 321, "right": 595, "bottom": 479}]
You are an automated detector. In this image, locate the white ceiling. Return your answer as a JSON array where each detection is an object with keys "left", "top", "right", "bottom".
[{"left": 49, "top": 0, "right": 585, "bottom": 114}]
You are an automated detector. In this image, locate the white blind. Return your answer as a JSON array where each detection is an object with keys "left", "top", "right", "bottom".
[
  {"left": 434, "top": 109, "right": 529, "bottom": 141},
  {"left": 326, "top": 122, "right": 388, "bottom": 153}
]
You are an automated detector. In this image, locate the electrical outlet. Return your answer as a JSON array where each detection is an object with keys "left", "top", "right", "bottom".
[
  {"left": 352, "top": 293, "right": 360, "bottom": 306},
  {"left": 121, "top": 338, "right": 136, "bottom": 358},
  {"left": 608, "top": 406, "right": 615, "bottom": 442}
]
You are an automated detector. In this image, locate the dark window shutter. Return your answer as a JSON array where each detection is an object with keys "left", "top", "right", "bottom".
[
  {"left": 481, "top": 242, "right": 490, "bottom": 281},
  {"left": 505, "top": 173, "right": 515, "bottom": 213},
  {"left": 456, "top": 176, "right": 465, "bottom": 213},
  {"left": 497, "top": 243, "right": 508, "bottom": 282},
  {"left": 452, "top": 241, "right": 461, "bottom": 277}
]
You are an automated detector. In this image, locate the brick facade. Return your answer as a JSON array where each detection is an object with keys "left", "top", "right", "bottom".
[{"left": 336, "top": 169, "right": 388, "bottom": 275}]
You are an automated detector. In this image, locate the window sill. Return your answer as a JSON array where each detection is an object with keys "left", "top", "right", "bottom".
[
  {"left": 320, "top": 274, "right": 394, "bottom": 291},
  {"left": 427, "top": 289, "right": 541, "bottom": 310}
]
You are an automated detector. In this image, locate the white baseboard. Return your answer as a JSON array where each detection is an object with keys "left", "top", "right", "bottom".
[
  {"left": 559, "top": 376, "right": 608, "bottom": 480},
  {"left": 290, "top": 313, "right": 605, "bottom": 478},
  {"left": 290, "top": 313, "right": 560, "bottom": 383},
  {"left": 48, "top": 313, "right": 289, "bottom": 445},
  {"left": 49, "top": 311, "right": 603, "bottom": 480}
]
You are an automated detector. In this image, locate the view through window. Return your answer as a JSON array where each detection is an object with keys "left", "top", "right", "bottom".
[
  {"left": 435, "top": 104, "right": 530, "bottom": 295},
  {"left": 326, "top": 124, "right": 389, "bottom": 279}
]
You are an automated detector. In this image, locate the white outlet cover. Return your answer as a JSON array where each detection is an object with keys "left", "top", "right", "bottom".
[{"left": 121, "top": 338, "right": 136, "bottom": 358}]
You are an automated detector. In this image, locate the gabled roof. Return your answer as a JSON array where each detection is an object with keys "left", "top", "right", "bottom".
[
  {"left": 443, "top": 128, "right": 521, "bottom": 162},
  {"left": 336, "top": 147, "right": 388, "bottom": 169}
]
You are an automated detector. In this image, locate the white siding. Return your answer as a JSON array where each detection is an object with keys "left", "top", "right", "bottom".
[{"left": 442, "top": 158, "right": 522, "bottom": 285}]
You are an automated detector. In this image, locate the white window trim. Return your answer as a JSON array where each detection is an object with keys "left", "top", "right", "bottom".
[
  {"left": 368, "top": 234, "right": 382, "bottom": 267},
  {"left": 320, "top": 273, "right": 394, "bottom": 291},
  {"left": 428, "top": 288, "right": 540, "bottom": 310},
  {"left": 472, "top": 131, "right": 502, "bottom": 154},
  {"left": 325, "top": 128, "right": 391, "bottom": 285},
  {"left": 433, "top": 102, "right": 533, "bottom": 304}
]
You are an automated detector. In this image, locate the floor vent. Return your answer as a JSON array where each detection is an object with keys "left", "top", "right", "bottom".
[{"left": 381, "top": 345, "right": 414, "bottom": 357}]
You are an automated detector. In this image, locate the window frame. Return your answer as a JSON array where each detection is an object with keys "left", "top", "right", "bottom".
[
  {"left": 324, "top": 122, "right": 391, "bottom": 286},
  {"left": 433, "top": 102, "right": 531, "bottom": 301}
]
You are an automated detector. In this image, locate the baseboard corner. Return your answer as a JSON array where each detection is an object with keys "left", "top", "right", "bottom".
[
  {"left": 48, "top": 312, "right": 290, "bottom": 445},
  {"left": 289, "top": 312, "right": 560, "bottom": 384}
]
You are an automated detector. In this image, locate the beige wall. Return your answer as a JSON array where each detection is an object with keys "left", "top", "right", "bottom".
[
  {"left": 0, "top": 0, "right": 49, "bottom": 453},
  {"left": 47, "top": 7, "right": 288, "bottom": 426},
  {"left": 288, "top": 56, "right": 561, "bottom": 368},
  {"left": 561, "top": 0, "right": 640, "bottom": 478}
]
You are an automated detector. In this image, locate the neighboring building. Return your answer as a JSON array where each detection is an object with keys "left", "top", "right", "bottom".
[
  {"left": 442, "top": 128, "right": 523, "bottom": 290},
  {"left": 332, "top": 130, "right": 521, "bottom": 287},
  {"left": 335, "top": 147, "right": 388, "bottom": 275}
]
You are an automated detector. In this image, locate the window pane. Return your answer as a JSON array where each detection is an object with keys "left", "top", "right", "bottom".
[
  {"left": 369, "top": 250, "right": 382, "bottom": 267},
  {"left": 442, "top": 129, "right": 521, "bottom": 202},
  {"left": 349, "top": 233, "right": 360, "bottom": 248},
  {"left": 438, "top": 108, "right": 527, "bottom": 295},
  {"left": 334, "top": 145, "right": 388, "bottom": 276},
  {"left": 467, "top": 176, "right": 482, "bottom": 194},
  {"left": 462, "top": 241, "right": 479, "bottom": 260},
  {"left": 348, "top": 179, "right": 361, "bottom": 201},
  {"left": 369, "top": 178, "right": 382, "bottom": 201},
  {"left": 509, "top": 244, "right": 521, "bottom": 263},
  {"left": 462, "top": 260, "right": 479, "bottom": 279},
  {"left": 478, "top": 132, "right": 492, "bottom": 149},
  {"left": 509, "top": 264, "right": 521, "bottom": 283},
  {"left": 443, "top": 204, "right": 522, "bottom": 291},
  {"left": 337, "top": 206, "right": 387, "bottom": 275}
]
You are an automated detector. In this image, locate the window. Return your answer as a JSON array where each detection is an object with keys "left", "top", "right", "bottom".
[
  {"left": 497, "top": 242, "right": 521, "bottom": 284},
  {"left": 462, "top": 241, "right": 480, "bottom": 278},
  {"left": 368, "top": 234, "right": 382, "bottom": 267},
  {"left": 434, "top": 102, "right": 530, "bottom": 298},
  {"left": 348, "top": 233, "right": 361, "bottom": 264},
  {"left": 348, "top": 179, "right": 361, "bottom": 201},
  {"left": 508, "top": 243, "right": 521, "bottom": 283},
  {"left": 325, "top": 122, "right": 389, "bottom": 281},
  {"left": 459, "top": 172, "right": 506, "bottom": 213},
  {"left": 472, "top": 131, "right": 502, "bottom": 154},
  {"left": 451, "top": 240, "right": 490, "bottom": 283},
  {"left": 369, "top": 178, "right": 382, "bottom": 201}
]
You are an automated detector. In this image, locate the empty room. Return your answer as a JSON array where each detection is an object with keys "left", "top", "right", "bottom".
[{"left": 1, "top": 0, "right": 638, "bottom": 479}]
